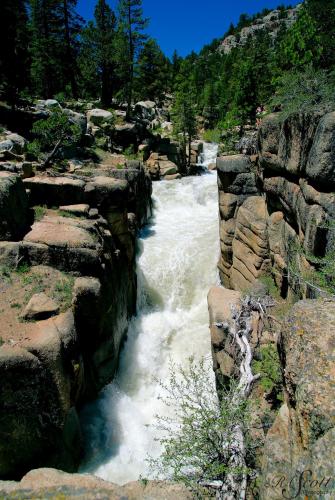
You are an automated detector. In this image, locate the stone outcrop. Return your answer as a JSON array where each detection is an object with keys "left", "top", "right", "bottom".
[
  {"left": 217, "top": 110, "right": 335, "bottom": 295},
  {"left": 219, "top": 6, "right": 300, "bottom": 55},
  {"left": 260, "top": 299, "right": 335, "bottom": 499},
  {"left": 213, "top": 109, "right": 335, "bottom": 498},
  {"left": 0, "top": 468, "right": 192, "bottom": 499},
  {"left": 0, "top": 162, "right": 152, "bottom": 479}
]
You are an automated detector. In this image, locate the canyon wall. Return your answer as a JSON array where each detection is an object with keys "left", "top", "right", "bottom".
[
  {"left": 217, "top": 111, "right": 335, "bottom": 295},
  {"left": 211, "top": 110, "right": 335, "bottom": 498},
  {"left": 0, "top": 162, "right": 152, "bottom": 479}
]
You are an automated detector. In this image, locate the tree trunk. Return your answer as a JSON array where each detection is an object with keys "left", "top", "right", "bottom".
[{"left": 217, "top": 296, "right": 272, "bottom": 499}]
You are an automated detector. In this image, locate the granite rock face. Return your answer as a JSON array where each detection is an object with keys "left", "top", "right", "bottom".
[
  {"left": 0, "top": 162, "right": 152, "bottom": 479},
  {"left": 219, "top": 6, "right": 299, "bottom": 55},
  {"left": 217, "top": 110, "right": 335, "bottom": 294},
  {"left": 214, "top": 110, "right": 335, "bottom": 498},
  {"left": 260, "top": 300, "right": 335, "bottom": 499}
]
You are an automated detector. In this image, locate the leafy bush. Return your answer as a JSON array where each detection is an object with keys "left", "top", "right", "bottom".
[
  {"left": 202, "top": 128, "right": 221, "bottom": 143},
  {"left": 148, "top": 357, "right": 250, "bottom": 496},
  {"left": 28, "top": 109, "right": 81, "bottom": 167},
  {"left": 253, "top": 345, "right": 282, "bottom": 396},
  {"left": 270, "top": 66, "right": 335, "bottom": 120}
]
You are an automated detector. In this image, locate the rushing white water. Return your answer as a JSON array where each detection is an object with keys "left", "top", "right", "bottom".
[{"left": 80, "top": 143, "right": 219, "bottom": 484}]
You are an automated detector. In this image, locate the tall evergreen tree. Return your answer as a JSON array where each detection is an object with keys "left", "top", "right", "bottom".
[
  {"left": 0, "top": 0, "right": 30, "bottom": 104},
  {"left": 79, "top": 0, "right": 116, "bottom": 105},
  {"left": 276, "top": 6, "right": 322, "bottom": 71},
  {"left": 135, "top": 39, "right": 170, "bottom": 102},
  {"left": 58, "top": 0, "right": 84, "bottom": 98},
  {"left": 30, "top": 0, "right": 59, "bottom": 97},
  {"left": 172, "top": 77, "right": 197, "bottom": 173},
  {"left": 30, "top": 0, "right": 83, "bottom": 98},
  {"left": 117, "top": 0, "right": 148, "bottom": 117},
  {"left": 305, "top": 0, "right": 335, "bottom": 69}
]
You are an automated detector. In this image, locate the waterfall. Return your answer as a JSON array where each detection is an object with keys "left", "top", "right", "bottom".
[{"left": 80, "top": 143, "right": 219, "bottom": 485}]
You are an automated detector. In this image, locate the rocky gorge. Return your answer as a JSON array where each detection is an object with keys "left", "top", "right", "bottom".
[{"left": 0, "top": 94, "right": 334, "bottom": 499}]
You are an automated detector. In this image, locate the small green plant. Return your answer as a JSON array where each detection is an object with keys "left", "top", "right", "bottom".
[
  {"left": 202, "top": 128, "right": 221, "bottom": 143},
  {"left": 33, "top": 205, "right": 47, "bottom": 221},
  {"left": 253, "top": 345, "right": 283, "bottom": 398},
  {"left": 10, "top": 302, "right": 21, "bottom": 309},
  {"left": 0, "top": 337, "right": 4, "bottom": 347},
  {"left": 257, "top": 274, "right": 280, "bottom": 300},
  {"left": 148, "top": 357, "right": 250, "bottom": 496},
  {"left": 139, "top": 475, "right": 149, "bottom": 487},
  {"left": 0, "top": 265, "right": 12, "bottom": 283},
  {"left": 16, "top": 262, "right": 30, "bottom": 274},
  {"left": 53, "top": 276, "right": 74, "bottom": 310},
  {"left": 28, "top": 108, "right": 82, "bottom": 168}
]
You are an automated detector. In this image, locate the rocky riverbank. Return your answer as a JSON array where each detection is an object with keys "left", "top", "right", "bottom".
[
  {"left": 209, "top": 110, "right": 335, "bottom": 498},
  {"left": 0, "top": 156, "right": 152, "bottom": 479}
]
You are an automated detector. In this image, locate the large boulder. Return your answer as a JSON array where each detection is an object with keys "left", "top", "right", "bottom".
[
  {"left": 134, "top": 101, "right": 157, "bottom": 122},
  {"left": 0, "top": 312, "right": 81, "bottom": 479},
  {"left": 0, "top": 172, "right": 30, "bottom": 241},
  {"left": 21, "top": 293, "right": 60, "bottom": 321},
  {"left": 23, "top": 176, "right": 86, "bottom": 206},
  {"left": 23, "top": 215, "right": 104, "bottom": 275},
  {"left": 64, "top": 109, "right": 87, "bottom": 135},
  {"left": 0, "top": 468, "right": 192, "bottom": 499},
  {"left": 87, "top": 109, "right": 114, "bottom": 127}
]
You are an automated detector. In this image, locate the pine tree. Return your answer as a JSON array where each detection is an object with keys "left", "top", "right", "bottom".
[
  {"left": 305, "top": 0, "right": 335, "bottom": 69},
  {"left": 30, "top": 0, "right": 59, "bottom": 97},
  {"left": 276, "top": 6, "right": 322, "bottom": 71},
  {"left": 135, "top": 38, "right": 170, "bottom": 102},
  {"left": 172, "top": 78, "right": 197, "bottom": 174},
  {"left": 79, "top": 0, "right": 119, "bottom": 105},
  {"left": 30, "top": 0, "right": 83, "bottom": 98},
  {"left": 0, "top": 0, "right": 30, "bottom": 104},
  {"left": 117, "top": 0, "right": 148, "bottom": 118},
  {"left": 57, "top": 0, "right": 84, "bottom": 98}
]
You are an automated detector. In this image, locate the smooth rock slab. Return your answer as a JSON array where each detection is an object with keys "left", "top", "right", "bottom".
[
  {"left": 59, "top": 204, "right": 90, "bottom": 216},
  {"left": 22, "top": 293, "right": 60, "bottom": 321}
]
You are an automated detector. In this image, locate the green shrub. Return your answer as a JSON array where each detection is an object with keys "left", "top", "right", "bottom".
[
  {"left": 202, "top": 128, "right": 221, "bottom": 143},
  {"left": 53, "top": 276, "right": 74, "bottom": 310},
  {"left": 253, "top": 345, "right": 282, "bottom": 398},
  {"left": 28, "top": 109, "right": 81, "bottom": 167},
  {"left": 33, "top": 205, "right": 47, "bottom": 221},
  {"left": 15, "top": 262, "right": 30, "bottom": 274},
  {"left": 270, "top": 66, "right": 335, "bottom": 120},
  {"left": 148, "top": 357, "right": 250, "bottom": 496}
]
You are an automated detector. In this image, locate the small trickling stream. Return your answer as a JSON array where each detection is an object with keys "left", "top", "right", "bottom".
[{"left": 80, "top": 143, "right": 219, "bottom": 484}]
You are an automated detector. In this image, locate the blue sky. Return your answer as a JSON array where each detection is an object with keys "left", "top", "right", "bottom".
[{"left": 77, "top": 0, "right": 300, "bottom": 58}]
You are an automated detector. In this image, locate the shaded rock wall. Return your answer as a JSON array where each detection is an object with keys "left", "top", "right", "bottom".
[
  {"left": 217, "top": 111, "right": 335, "bottom": 296},
  {"left": 260, "top": 299, "right": 335, "bottom": 499},
  {"left": 0, "top": 164, "right": 152, "bottom": 479},
  {"left": 213, "top": 110, "right": 335, "bottom": 498}
]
